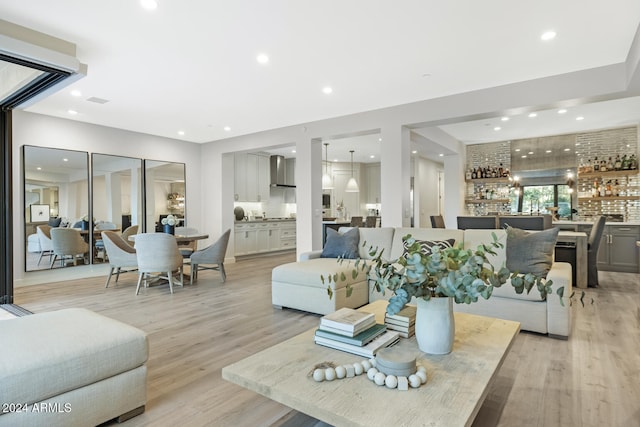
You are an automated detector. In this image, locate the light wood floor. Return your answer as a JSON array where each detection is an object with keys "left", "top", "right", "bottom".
[{"left": 13, "top": 254, "right": 640, "bottom": 427}]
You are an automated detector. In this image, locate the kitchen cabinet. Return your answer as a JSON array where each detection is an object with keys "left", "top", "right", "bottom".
[
  {"left": 234, "top": 153, "right": 270, "bottom": 202},
  {"left": 365, "top": 163, "right": 381, "bottom": 203},
  {"left": 234, "top": 220, "right": 296, "bottom": 256},
  {"left": 596, "top": 225, "right": 640, "bottom": 273}
]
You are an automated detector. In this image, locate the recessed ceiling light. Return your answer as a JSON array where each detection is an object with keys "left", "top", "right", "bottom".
[
  {"left": 256, "top": 53, "right": 269, "bottom": 64},
  {"left": 546, "top": 150, "right": 552, "bottom": 153},
  {"left": 528, "top": 113, "right": 537, "bottom": 118},
  {"left": 501, "top": 117, "right": 509, "bottom": 121},
  {"left": 224, "top": 126, "right": 231, "bottom": 131},
  {"left": 558, "top": 109, "right": 567, "bottom": 114},
  {"left": 62, "top": 158, "right": 68, "bottom": 162},
  {"left": 378, "top": 138, "right": 382, "bottom": 142},
  {"left": 36, "top": 167, "right": 42, "bottom": 170},
  {"left": 438, "top": 153, "right": 444, "bottom": 157},
  {"left": 411, "top": 150, "right": 417, "bottom": 154},
  {"left": 528, "top": 151, "right": 534, "bottom": 155},
  {"left": 494, "top": 126, "right": 501, "bottom": 131},
  {"left": 370, "top": 155, "right": 375, "bottom": 159},
  {"left": 564, "top": 148, "right": 571, "bottom": 152},
  {"left": 521, "top": 155, "right": 527, "bottom": 158},
  {"left": 576, "top": 116, "right": 584, "bottom": 121},
  {"left": 515, "top": 148, "right": 521, "bottom": 152},
  {"left": 291, "top": 149, "right": 296, "bottom": 153},
  {"left": 178, "top": 131, "right": 185, "bottom": 136},
  {"left": 322, "top": 86, "right": 333, "bottom": 94},
  {"left": 70, "top": 89, "right": 82, "bottom": 97},
  {"left": 140, "top": 0, "right": 158, "bottom": 10},
  {"left": 541, "top": 30, "right": 556, "bottom": 41},
  {"left": 67, "top": 109, "right": 78, "bottom": 115}
]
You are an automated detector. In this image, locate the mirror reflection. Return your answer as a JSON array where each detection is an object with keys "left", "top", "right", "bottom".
[
  {"left": 144, "top": 160, "right": 186, "bottom": 232},
  {"left": 92, "top": 154, "right": 143, "bottom": 262},
  {"left": 24, "top": 146, "right": 89, "bottom": 271}
]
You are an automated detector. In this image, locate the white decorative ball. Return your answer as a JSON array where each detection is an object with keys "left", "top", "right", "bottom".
[
  {"left": 416, "top": 370, "right": 427, "bottom": 384},
  {"left": 367, "top": 367, "right": 379, "bottom": 381},
  {"left": 313, "top": 369, "right": 325, "bottom": 382},
  {"left": 324, "top": 367, "right": 336, "bottom": 381},
  {"left": 408, "top": 374, "right": 421, "bottom": 388},
  {"left": 385, "top": 375, "right": 398, "bottom": 389},
  {"left": 374, "top": 372, "right": 386, "bottom": 386},
  {"left": 335, "top": 365, "right": 347, "bottom": 379},
  {"left": 369, "top": 358, "right": 377, "bottom": 368},
  {"left": 361, "top": 360, "right": 372, "bottom": 371},
  {"left": 353, "top": 362, "right": 364, "bottom": 376},
  {"left": 417, "top": 365, "right": 427, "bottom": 374}
]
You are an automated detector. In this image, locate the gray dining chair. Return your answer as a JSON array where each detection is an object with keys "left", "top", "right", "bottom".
[
  {"left": 587, "top": 215, "right": 606, "bottom": 288},
  {"left": 121, "top": 225, "right": 139, "bottom": 247},
  {"left": 175, "top": 226, "right": 199, "bottom": 257},
  {"left": 134, "top": 233, "right": 184, "bottom": 295},
  {"left": 102, "top": 231, "right": 138, "bottom": 288},
  {"left": 189, "top": 229, "right": 230, "bottom": 285},
  {"left": 50, "top": 228, "right": 89, "bottom": 268}
]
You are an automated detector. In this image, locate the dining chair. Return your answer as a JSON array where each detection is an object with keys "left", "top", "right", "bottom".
[
  {"left": 587, "top": 215, "right": 606, "bottom": 288},
  {"left": 189, "top": 229, "right": 230, "bottom": 285},
  {"left": 134, "top": 233, "right": 184, "bottom": 295},
  {"left": 36, "top": 225, "right": 54, "bottom": 266},
  {"left": 350, "top": 216, "right": 364, "bottom": 227},
  {"left": 430, "top": 215, "right": 445, "bottom": 228},
  {"left": 175, "top": 226, "right": 199, "bottom": 257},
  {"left": 364, "top": 216, "right": 378, "bottom": 228},
  {"left": 50, "top": 228, "right": 89, "bottom": 268},
  {"left": 121, "top": 225, "right": 139, "bottom": 247},
  {"left": 94, "top": 221, "right": 118, "bottom": 260},
  {"left": 102, "top": 231, "right": 138, "bottom": 288}
]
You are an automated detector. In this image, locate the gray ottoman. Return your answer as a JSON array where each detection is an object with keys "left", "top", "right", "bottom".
[{"left": 0, "top": 308, "right": 148, "bottom": 427}]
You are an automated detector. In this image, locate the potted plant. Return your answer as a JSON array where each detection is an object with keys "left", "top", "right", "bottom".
[{"left": 326, "top": 231, "right": 567, "bottom": 354}]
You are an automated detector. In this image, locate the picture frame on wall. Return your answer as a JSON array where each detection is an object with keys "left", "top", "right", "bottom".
[{"left": 30, "top": 204, "right": 50, "bottom": 222}]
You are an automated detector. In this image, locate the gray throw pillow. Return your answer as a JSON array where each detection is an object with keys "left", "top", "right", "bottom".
[
  {"left": 506, "top": 226, "right": 559, "bottom": 278},
  {"left": 48, "top": 217, "right": 62, "bottom": 227},
  {"left": 321, "top": 227, "right": 360, "bottom": 259}
]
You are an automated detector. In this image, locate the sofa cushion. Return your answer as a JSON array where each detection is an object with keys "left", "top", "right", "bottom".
[
  {"left": 506, "top": 226, "right": 559, "bottom": 278},
  {"left": 48, "top": 217, "right": 62, "bottom": 227},
  {"left": 0, "top": 308, "right": 148, "bottom": 406},
  {"left": 321, "top": 227, "right": 360, "bottom": 259},
  {"left": 358, "top": 227, "right": 395, "bottom": 260},
  {"left": 273, "top": 258, "right": 370, "bottom": 290}
]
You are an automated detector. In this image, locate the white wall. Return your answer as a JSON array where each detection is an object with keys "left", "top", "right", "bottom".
[
  {"left": 12, "top": 111, "right": 202, "bottom": 285},
  {"left": 414, "top": 157, "right": 444, "bottom": 228}
]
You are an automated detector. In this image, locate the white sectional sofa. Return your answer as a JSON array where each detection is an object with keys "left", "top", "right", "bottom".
[
  {"left": 272, "top": 227, "right": 572, "bottom": 338},
  {"left": 0, "top": 308, "right": 148, "bottom": 427}
]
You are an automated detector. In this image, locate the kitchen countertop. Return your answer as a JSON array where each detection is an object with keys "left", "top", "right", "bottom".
[
  {"left": 235, "top": 218, "right": 296, "bottom": 224},
  {"left": 554, "top": 220, "right": 640, "bottom": 226}
]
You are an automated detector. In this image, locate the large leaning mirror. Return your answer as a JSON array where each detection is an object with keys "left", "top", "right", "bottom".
[
  {"left": 92, "top": 154, "right": 143, "bottom": 263},
  {"left": 23, "top": 145, "right": 89, "bottom": 271},
  {"left": 144, "top": 160, "right": 186, "bottom": 232}
]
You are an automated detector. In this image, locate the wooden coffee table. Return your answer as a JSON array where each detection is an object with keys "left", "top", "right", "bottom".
[{"left": 222, "top": 300, "right": 520, "bottom": 427}]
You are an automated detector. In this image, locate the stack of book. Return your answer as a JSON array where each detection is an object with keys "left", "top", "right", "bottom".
[
  {"left": 314, "top": 307, "right": 400, "bottom": 358},
  {"left": 384, "top": 304, "right": 416, "bottom": 338}
]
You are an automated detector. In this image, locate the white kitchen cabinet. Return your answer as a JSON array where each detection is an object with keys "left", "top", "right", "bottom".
[
  {"left": 256, "top": 222, "right": 270, "bottom": 252},
  {"left": 234, "top": 153, "right": 270, "bottom": 202},
  {"left": 234, "top": 223, "right": 257, "bottom": 255},
  {"left": 235, "top": 221, "right": 296, "bottom": 256},
  {"left": 365, "top": 163, "right": 381, "bottom": 203}
]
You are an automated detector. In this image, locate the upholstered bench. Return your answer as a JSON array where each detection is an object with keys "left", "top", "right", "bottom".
[{"left": 0, "top": 308, "right": 148, "bottom": 427}]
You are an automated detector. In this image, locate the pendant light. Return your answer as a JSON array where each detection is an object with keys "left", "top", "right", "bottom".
[
  {"left": 345, "top": 150, "right": 359, "bottom": 192},
  {"left": 322, "top": 143, "right": 333, "bottom": 189}
]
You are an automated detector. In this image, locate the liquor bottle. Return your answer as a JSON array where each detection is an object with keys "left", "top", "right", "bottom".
[
  {"left": 466, "top": 169, "right": 472, "bottom": 180},
  {"left": 593, "top": 157, "right": 599, "bottom": 171},
  {"left": 498, "top": 163, "right": 504, "bottom": 177},
  {"left": 621, "top": 154, "right": 629, "bottom": 170},
  {"left": 630, "top": 154, "right": 638, "bottom": 170},
  {"left": 471, "top": 168, "right": 477, "bottom": 179},
  {"left": 605, "top": 180, "right": 612, "bottom": 197},
  {"left": 614, "top": 179, "right": 620, "bottom": 197},
  {"left": 614, "top": 155, "right": 622, "bottom": 170},
  {"left": 607, "top": 157, "right": 614, "bottom": 171},
  {"left": 599, "top": 179, "right": 606, "bottom": 197},
  {"left": 592, "top": 179, "right": 599, "bottom": 197},
  {"left": 600, "top": 159, "right": 607, "bottom": 172}
]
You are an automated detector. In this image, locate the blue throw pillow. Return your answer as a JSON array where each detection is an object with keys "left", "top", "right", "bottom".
[
  {"left": 48, "top": 217, "right": 62, "bottom": 227},
  {"left": 321, "top": 227, "right": 360, "bottom": 259}
]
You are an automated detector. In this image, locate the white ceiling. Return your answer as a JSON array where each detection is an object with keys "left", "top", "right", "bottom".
[{"left": 2, "top": 1, "right": 640, "bottom": 163}]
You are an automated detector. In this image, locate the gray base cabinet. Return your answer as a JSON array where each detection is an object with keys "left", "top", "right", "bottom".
[{"left": 596, "top": 225, "right": 640, "bottom": 273}]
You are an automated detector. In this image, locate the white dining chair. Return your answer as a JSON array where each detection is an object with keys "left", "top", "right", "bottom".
[
  {"left": 102, "top": 231, "right": 138, "bottom": 288},
  {"left": 36, "top": 225, "right": 54, "bottom": 266},
  {"left": 134, "top": 233, "right": 184, "bottom": 295},
  {"left": 50, "top": 228, "right": 89, "bottom": 268}
]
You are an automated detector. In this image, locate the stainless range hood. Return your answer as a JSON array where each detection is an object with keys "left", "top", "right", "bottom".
[{"left": 270, "top": 155, "right": 296, "bottom": 188}]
